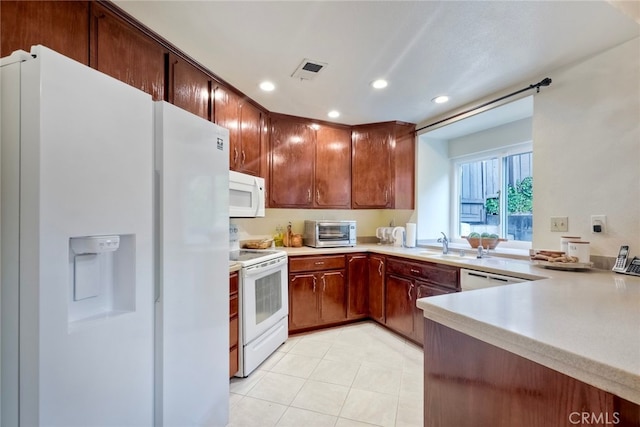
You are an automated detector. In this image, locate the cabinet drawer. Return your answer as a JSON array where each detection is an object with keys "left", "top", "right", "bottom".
[
  {"left": 229, "top": 316, "right": 238, "bottom": 348},
  {"left": 289, "top": 255, "right": 345, "bottom": 273},
  {"left": 230, "top": 272, "right": 239, "bottom": 294},
  {"left": 387, "top": 257, "right": 458, "bottom": 290},
  {"left": 230, "top": 294, "right": 238, "bottom": 317}
]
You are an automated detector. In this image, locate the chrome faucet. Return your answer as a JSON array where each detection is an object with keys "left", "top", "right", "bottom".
[
  {"left": 477, "top": 245, "right": 487, "bottom": 259},
  {"left": 437, "top": 232, "right": 449, "bottom": 254}
]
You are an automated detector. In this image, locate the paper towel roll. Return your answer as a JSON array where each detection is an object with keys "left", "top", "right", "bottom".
[{"left": 405, "top": 223, "right": 416, "bottom": 248}]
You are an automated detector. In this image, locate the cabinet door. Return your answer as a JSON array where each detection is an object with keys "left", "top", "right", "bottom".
[
  {"left": 414, "top": 281, "right": 454, "bottom": 346},
  {"left": 352, "top": 125, "right": 392, "bottom": 208},
  {"left": 214, "top": 85, "right": 241, "bottom": 169},
  {"left": 90, "top": 3, "right": 165, "bottom": 101},
  {"left": 289, "top": 273, "right": 319, "bottom": 330},
  {"left": 1, "top": 1, "right": 89, "bottom": 64},
  {"left": 385, "top": 274, "right": 414, "bottom": 337},
  {"left": 238, "top": 101, "right": 262, "bottom": 176},
  {"left": 368, "top": 255, "right": 385, "bottom": 323},
  {"left": 269, "top": 116, "right": 315, "bottom": 207},
  {"left": 319, "top": 271, "right": 347, "bottom": 324},
  {"left": 393, "top": 123, "right": 416, "bottom": 210},
  {"left": 168, "top": 53, "right": 211, "bottom": 120},
  {"left": 315, "top": 125, "right": 351, "bottom": 208},
  {"left": 347, "top": 254, "right": 369, "bottom": 319}
]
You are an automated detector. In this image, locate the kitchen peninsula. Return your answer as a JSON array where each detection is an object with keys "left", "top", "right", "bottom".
[{"left": 282, "top": 245, "right": 640, "bottom": 426}]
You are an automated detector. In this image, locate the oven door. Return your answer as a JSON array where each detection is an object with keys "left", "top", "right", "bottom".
[{"left": 241, "top": 256, "right": 288, "bottom": 344}]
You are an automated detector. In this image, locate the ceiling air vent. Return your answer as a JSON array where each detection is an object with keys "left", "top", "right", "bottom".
[{"left": 291, "top": 58, "right": 328, "bottom": 81}]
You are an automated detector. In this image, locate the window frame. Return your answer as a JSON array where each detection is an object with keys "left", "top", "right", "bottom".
[{"left": 450, "top": 141, "right": 533, "bottom": 250}]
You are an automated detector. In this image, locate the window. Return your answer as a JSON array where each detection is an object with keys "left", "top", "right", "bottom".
[{"left": 454, "top": 143, "right": 533, "bottom": 244}]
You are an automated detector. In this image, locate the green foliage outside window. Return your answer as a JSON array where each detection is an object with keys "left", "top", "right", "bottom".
[{"left": 484, "top": 176, "right": 533, "bottom": 216}]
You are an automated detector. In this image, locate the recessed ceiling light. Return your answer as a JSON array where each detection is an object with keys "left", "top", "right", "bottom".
[
  {"left": 327, "top": 110, "right": 340, "bottom": 118},
  {"left": 259, "top": 81, "right": 275, "bottom": 91},
  {"left": 371, "top": 79, "right": 388, "bottom": 89},
  {"left": 432, "top": 95, "right": 449, "bottom": 104}
]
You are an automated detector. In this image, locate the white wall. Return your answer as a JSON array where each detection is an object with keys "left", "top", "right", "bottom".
[
  {"left": 533, "top": 37, "right": 640, "bottom": 256},
  {"left": 448, "top": 117, "right": 532, "bottom": 159},
  {"left": 416, "top": 138, "right": 450, "bottom": 240}
]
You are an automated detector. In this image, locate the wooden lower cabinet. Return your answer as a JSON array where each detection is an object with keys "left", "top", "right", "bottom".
[
  {"left": 347, "top": 253, "right": 369, "bottom": 319},
  {"left": 289, "top": 255, "right": 347, "bottom": 332},
  {"left": 385, "top": 257, "right": 459, "bottom": 344},
  {"left": 385, "top": 274, "right": 415, "bottom": 338},
  {"left": 368, "top": 254, "right": 386, "bottom": 323},
  {"left": 423, "top": 319, "right": 640, "bottom": 427},
  {"left": 229, "top": 271, "right": 239, "bottom": 377}
]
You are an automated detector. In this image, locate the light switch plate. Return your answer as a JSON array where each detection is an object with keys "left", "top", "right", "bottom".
[{"left": 550, "top": 216, "right": 568, "bottom": 232}]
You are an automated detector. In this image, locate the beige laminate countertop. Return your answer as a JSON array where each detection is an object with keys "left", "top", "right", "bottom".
[{"left": 283, "top": 244, "right": 640, "bottom": 405}]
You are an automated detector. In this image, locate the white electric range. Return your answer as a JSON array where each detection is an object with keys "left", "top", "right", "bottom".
[{"left": 230, "top": 248, "right": 288, "bottom": 377}]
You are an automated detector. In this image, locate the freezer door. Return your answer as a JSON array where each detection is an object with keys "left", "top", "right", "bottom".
[{"left": 2, "top": 45, "right": 155, "bottom": 426}]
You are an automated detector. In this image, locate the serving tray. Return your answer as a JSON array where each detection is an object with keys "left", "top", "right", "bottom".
[{"left": 533, "top": 260, "right": 593, "bottom": 271}]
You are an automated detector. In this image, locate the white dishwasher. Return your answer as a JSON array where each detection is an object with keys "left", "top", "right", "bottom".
[{"left": 460, "top": 268, "right": 526, "bottom": 291}]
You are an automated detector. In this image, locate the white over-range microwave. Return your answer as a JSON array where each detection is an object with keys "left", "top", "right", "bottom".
[{"left": 229, "top": 170, "right": 265, "bottom": 218}]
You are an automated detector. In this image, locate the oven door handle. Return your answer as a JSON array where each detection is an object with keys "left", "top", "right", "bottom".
[{"left": 243, "top": 256, "right": 287, "bottom": 278}]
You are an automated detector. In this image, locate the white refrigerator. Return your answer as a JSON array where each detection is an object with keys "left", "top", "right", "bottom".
[{"left": 0, "top": 46, "right": 229, "bottom": 426}]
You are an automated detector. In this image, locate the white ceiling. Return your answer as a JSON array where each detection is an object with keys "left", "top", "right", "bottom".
[{"left": 113, "top": 1, "right": 639, "bottom": 127}]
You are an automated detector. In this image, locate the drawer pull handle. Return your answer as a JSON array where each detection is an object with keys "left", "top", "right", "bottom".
[
  {"left": 410, "top": 268, "right": 420, "bottom": 274},
  {"left": 315, "top": 261, "right": 325, "bottom": 265}
]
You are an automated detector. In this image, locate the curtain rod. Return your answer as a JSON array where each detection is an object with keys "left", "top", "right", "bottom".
[{"left": 415, "top": 77, "right": 552, "bottom": 134}]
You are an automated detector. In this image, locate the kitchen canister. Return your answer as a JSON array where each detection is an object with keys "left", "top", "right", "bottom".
[
  {"left": 560, "top": 236, "right": 581, "bottom": 253},
  {"left": 568, "top": 240, "right": 590, "bottom": 263},
  {"left": 405, "top": 223, "right": 417, "bottom": 248}
]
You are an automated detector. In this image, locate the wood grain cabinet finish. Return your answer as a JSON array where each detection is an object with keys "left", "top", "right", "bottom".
[
  {"left": 346, "top": 254, "right": 369, "bottom": 319},
  {"left": 368, "top": 254, "right": 386, "bottom": 323},
  {"left": 270, "top": 115, "right": 316, "bottom": 207},
  {"left": 270, "top": 114, "right": 351, "bottom": 208},
  {"left": 288, "top": 255, "right": 347, "bottom": 332},
  {"left": 168, "top": 53, "right": 211, "bottom": 120},
  {"left": 90, "top": 3, "right": 165, "bottom": 101},
  {"left": 229, "top": 271, "right": 239, "bottom": 377},
  {"left": 385, "top": 256, "right": 459, "bottom": 344},
  {"left": 1, "top": 1, "right": 89, "bottom": 64},
  {"left": 315, "top": 125, "right": 352, "bottom": 208},
  {"left": 214, "top": 85, "right": 263, "bottom": 176},
  {"left": 351, "top": 122, "right": 415, "bottom": 209},
  {"left": 352, "top": 124, "right": 393, "bottom": 208},
  {"left": 385, "top": 274, "right": 416, "bottom": 338},
  {"left": 424, "top": 319, "right": 640, "bottom": 427}
]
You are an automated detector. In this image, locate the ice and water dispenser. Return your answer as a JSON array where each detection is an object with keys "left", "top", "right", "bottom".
[{"left": 68, "top": 234, "right": 135, "bottom": 325}]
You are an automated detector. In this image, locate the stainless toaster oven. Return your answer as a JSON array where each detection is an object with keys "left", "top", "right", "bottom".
[{"left": 303, "top": 220, "right": 356, "bottom": 248}]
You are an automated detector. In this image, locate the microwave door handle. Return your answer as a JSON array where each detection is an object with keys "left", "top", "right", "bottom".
[{"left": 252, "top": 177, "right": 262, "bottom": 216}]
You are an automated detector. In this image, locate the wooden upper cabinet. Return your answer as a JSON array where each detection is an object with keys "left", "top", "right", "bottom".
[
  {"left": 1, "top": 1, "right": 89, "bottom": 64},
  {"left": 214, "top": 85, "right": 241, "bottom": 167},
  {"left": 238, "top": 100, "right": 262, "bottom": 176},
  {"left": 315, "top": 125, "right": 351, "bottom": 208},
  {"left": 90, "top": 3, "right": 165, "bottom": 101},
  {"left": 352, "top": 122, "right": 415, "bottom": 209},
  {"left": 392, "top": 123, "right": 416, "bottom": 210},
  {"left": 269, "top": 115, "right": 316, "bottom": 207},
  {"left": 168, "top": 53, "right": 211, "bottom": 120},
  {"left": 269, "top": 114, "right": 351, "bottom": 209},
  {"left": 352, "top": 124, "right": 393, "bottom": 208},
  {"left": 214, "top": 85, "right": 263, "bottom": 176}
]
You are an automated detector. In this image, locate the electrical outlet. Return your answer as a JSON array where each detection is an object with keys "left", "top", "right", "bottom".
[
  {"left": 550, "top": 216, "right": 568, "bottom": 232},
  {"left": 591, "top": 215, "right": 606, "bottom": 234}
]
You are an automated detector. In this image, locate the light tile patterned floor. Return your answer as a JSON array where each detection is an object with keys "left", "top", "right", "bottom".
[{"left": 227, "top": 321, "right": 423, "bottom": 427}]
